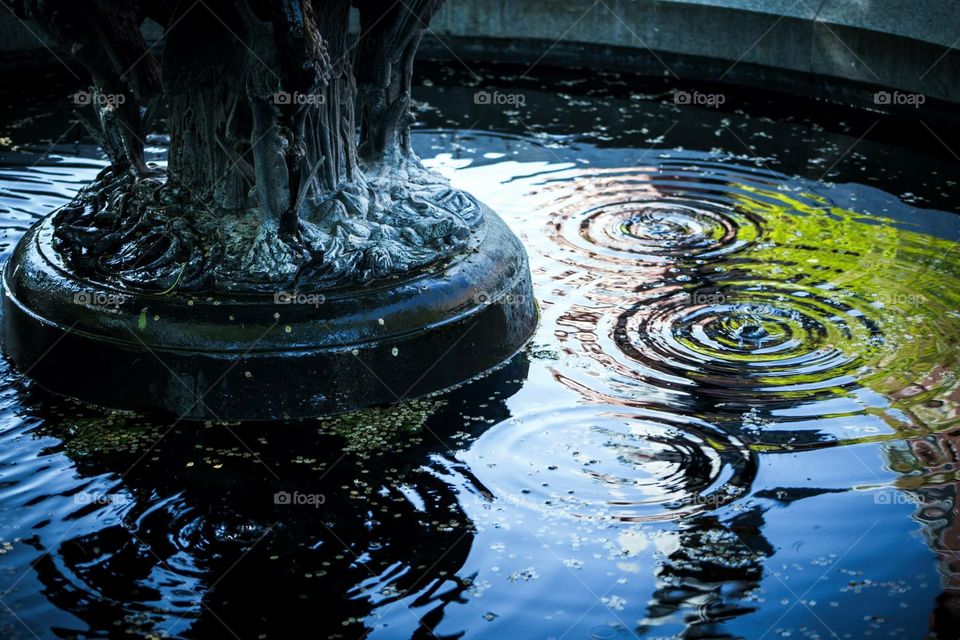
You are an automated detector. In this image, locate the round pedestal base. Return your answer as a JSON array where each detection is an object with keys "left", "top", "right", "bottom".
[{"left": 2, "top": 204, "right": 537, "bottom": 421}]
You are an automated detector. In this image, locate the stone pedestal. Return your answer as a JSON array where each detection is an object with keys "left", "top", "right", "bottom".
[{"left": 3, "top": 203, "right": 536, "bottom": 420}]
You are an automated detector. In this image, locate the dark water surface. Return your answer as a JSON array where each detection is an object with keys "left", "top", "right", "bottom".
[{"left": 1, "top": 64, "right": 960, "bottom": 639}]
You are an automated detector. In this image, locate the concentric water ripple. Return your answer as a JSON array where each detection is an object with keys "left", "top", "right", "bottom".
[
  {"left": 614, "top": 283, "right": 884, "bottom": 400},
  {"left": 546, "top": 165, "right": 767, "bottom": 271},
  {"left": 543, "top": 161, "right": 960, "bottom": 427},
  {"left": 466, "top": 405, "right": 757, "bottom": 522},
  {"left": 561, "top": 198, "right": 760, "bottom": 264}
]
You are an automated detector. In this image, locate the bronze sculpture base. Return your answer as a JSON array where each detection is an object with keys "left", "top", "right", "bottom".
[{"left": 2, "top": 203, "right": 537, "bottom": 420}]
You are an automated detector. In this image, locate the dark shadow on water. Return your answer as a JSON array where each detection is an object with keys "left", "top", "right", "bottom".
[{"left": 6, "top": 355, "right": 528, "bottom": 639}]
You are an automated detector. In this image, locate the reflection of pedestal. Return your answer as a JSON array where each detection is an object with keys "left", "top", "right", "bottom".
[{"left": 2, "top": 203, "right": 537, "bottom": 420}]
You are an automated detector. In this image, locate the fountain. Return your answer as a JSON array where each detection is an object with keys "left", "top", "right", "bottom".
[
  {"left": 0, "top": 0, "right": 537, "bottom": 420},
  {"left": 1, "top": 2, "right": 960, "bottom": 638}
]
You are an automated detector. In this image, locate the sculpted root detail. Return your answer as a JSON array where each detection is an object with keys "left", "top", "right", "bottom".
[{"left": 21, "top": 0, "right": 478, "bottom": 292}]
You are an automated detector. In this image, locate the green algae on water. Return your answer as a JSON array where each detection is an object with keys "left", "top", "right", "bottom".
[{"left": 316, "top": 399, "right": 445, "bottom": 454}]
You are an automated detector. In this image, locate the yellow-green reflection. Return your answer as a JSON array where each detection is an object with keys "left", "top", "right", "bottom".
[{"left": 726, "top": 184, "right": 960, "bottom": 433}]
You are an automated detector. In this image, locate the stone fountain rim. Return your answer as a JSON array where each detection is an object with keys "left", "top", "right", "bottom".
[
  {"left": 1, "top": 202, "right": 538, "bottom": 419},
  {"left": 3, "top": 202, "right": 532, "bottom": 354}
]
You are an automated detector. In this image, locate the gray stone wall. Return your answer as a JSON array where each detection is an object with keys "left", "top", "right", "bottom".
[
  {"left": 0, "top": 1, "right": 956, "bottom": 103},
  {"left": 427, "top": 0, "right": 958, "bottom": 104}
]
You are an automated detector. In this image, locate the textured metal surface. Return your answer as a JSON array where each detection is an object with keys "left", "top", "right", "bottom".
[{"left": 2, "top": 203, "right": 537, "bottom": 420}]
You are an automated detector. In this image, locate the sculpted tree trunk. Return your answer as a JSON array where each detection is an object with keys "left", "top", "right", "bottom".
[
  {"left": 354, "top": 0, "right": 444, "bottom": 167},
  {"left": 20, "top": 0, "right": 477, "bottom": 292},
  {"left": 3, "top": 0, "right": 537, "bottom": 420}
]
